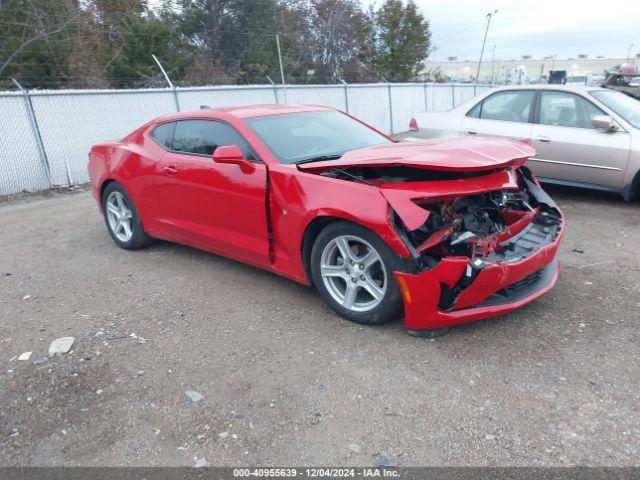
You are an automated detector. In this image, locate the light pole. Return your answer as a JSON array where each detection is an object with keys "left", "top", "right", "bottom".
[
  {"left": 626, "top": 43, "right": 634, "bottom": 64},
  {"left": 475, "top": 10, "right": 497, "bottom": 84},
  {"left": 491, "top": 45, "right": 496, "bottom": 85}
]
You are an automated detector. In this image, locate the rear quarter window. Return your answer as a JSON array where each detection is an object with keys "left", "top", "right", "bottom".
[{"left": 150, "top": 122, "right": 176, "bottom": 150}]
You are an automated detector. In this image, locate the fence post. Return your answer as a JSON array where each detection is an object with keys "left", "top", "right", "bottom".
[
  {"left": 266, "top": 76, "right": 279, "bottom": 103},
  {"left": 12, "top": 78, "right": 54, "bottom": 187},
  {"left": 423, "top": 81, "right": 428, "bottom": 111},
  {"left": 275, "top": 35, "right": 288, "bottom": 103},
  {"left": 338, "top": 78, "right": 349, "bottom": 113},
  {"left": 382, "top": 77, "right": 394, "bottom": 134},
  {"left": 153, "top": 55, "right": 180, "bottom": 112},
  {"left": 451, "top": 83, "right": 455, "bottom": 108}
]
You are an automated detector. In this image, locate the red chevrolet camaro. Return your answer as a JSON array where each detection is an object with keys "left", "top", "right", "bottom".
[{"left": 88, "top": 104, "right": 563, "bottom": 336}]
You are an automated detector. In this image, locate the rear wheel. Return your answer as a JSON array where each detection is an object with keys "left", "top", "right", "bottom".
[
  {"left": 102, "top": 182, "right": 154, "bottom": 250},
  {"left": 310, "top": 221, "right": 403, "bottom": 325}
]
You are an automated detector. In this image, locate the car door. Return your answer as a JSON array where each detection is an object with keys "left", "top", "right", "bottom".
[
  {"left": 460, "top": 89, "right": 535, "bottom": 141},
  {"left": 529, "top": 90, "right": 631, "bottom": 188},
  {"left": 151, "top": 119, "right": 270, "bottom": 265}
]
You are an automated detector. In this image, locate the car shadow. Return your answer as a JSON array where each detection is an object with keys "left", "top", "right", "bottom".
[
  {"left": 541, "top": 182, "right": 640, "bottom": 207},
  {"left": 139, "top": 238, "right": 577, "bottom": 345}
]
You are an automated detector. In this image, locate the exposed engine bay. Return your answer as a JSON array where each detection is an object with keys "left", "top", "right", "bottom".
[
  {"left": 322, "top": 165, "right": 562, "bottom": 266},
  {"left": 406, "top": 188, "right": 551, "bottom": 259}
]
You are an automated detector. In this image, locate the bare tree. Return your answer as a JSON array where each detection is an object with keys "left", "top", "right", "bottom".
[
  {"left": 309, "top": 0, "right": 371, "bottom": 82},
  {"left": 0, "top": 1, "right": 82, "bottom": 78}
]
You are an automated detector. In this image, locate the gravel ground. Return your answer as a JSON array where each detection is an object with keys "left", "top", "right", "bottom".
[{"left": 0, "top": 185, "right": 639, "bottom": 467}]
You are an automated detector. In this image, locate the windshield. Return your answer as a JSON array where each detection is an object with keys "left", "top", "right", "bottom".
[
  {"left": 590, "top": 90, "right": 640, "bottom": 129},
  {"left": 244, "top": 110, "right": 391, "bottom": 164}
]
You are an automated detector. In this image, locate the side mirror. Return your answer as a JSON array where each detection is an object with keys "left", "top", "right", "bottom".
[
  {"left": 592, "top": 115, "right": 618, "bottom": 132},
  {"left": 212, "top": 145, "right": 255, "bottom": 173}
]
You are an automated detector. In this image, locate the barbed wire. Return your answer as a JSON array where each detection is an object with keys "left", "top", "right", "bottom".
[{"left": 0, "top": 72, "right": 446, "bottom": 86}]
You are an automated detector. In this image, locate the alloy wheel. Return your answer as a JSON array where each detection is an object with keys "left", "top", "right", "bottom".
[
  {"left": 320, "top": 234, "right": 387, "bottom": 312},
  {"left": 105, "top": 191, "right": 133, "bottom": 242}
]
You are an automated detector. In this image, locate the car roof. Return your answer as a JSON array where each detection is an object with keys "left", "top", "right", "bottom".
[
  {"left": 487, "top": 84, "right": 607, "bottom": 93},
  {"left": 155, "top": 104, "right": 335, "bottom": 123}
]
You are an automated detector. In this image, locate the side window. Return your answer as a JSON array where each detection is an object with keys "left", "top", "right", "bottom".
[
  {"left": 476, "top": 90, "right": 535, "bottom": 123},
  {"left": 150, "top": 122, "right": 175, "bottom": 149},
  {"left": 172, "top": 120, "right": 256, "bottom": 160},
  {"left": 539, "top": 91, "right": 605, "bottom": 129}
]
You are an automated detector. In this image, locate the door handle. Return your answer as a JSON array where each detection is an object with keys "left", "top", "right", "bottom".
[
  {"left": 466, "top": 130, "right": 477, "bottom": 135},
  {"left": 163, "top": 166, "right": 178, "bottom": 174},
  {"left": 536, "top": 136, "right": 551, "bottom": 143}
]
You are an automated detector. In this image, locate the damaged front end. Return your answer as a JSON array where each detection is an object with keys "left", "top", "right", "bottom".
[
  {"left": 299, "top": 138, "right": 563, "bottom": 332},
  {"left": 319, "top": 162, "right": 563, "bottom": 332},
  {"left": 382, "top": 166, "right": 563, "bottom": 332}
]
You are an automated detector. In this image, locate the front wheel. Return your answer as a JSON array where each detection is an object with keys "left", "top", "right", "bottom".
[{"left": 310, "top": 221, "right": 403, "bottom": 325}]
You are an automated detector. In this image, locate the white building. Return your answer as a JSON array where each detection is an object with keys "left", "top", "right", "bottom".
[{"left": 423, "top": 55, "right": 639, "bottom": 85}]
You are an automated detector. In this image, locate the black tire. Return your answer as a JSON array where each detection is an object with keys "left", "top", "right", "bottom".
[
  {"left": 101, "top": 182, "right": 154, "bottom": 250},
  {"left": 310, "top": 221, "right": 403, "bottom": 325}
]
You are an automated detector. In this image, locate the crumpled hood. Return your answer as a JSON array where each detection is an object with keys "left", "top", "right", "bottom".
[
  {"left": 297, "top": 136, "right": 535, "bottom": 173},
  {"left": 297, "top": 137, "right": 535, "bottom": 231}
]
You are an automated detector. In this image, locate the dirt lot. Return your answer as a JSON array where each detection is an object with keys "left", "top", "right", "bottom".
[{"left": 1, "top": 186, "right": 639, "bottom": 467}]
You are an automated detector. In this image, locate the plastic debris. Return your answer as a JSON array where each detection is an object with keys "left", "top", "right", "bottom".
[
  {"left": 185, "top": 390, "right": 204, "bottom": 403},
  {"left": 18, "top": 352, "right": 32, "bottom": 361}
]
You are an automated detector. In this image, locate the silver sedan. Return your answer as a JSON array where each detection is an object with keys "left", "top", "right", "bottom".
[{"left": 410, "top": 85, "right": 640, "bottom": 200}]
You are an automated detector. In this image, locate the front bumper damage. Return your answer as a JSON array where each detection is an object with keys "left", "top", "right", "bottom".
[
  {"left": 394, "top": 235, "right": 561, "bottom": 332},
  {"left": 391, "top": 173, "right": 564, "bottom": 333}
]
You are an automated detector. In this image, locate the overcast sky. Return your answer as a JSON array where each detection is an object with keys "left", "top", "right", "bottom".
[{"left": 366, "top": 0, "right": 639, "bottom": 61}]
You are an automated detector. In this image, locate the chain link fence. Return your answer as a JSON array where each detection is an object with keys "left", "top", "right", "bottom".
[{"left": 0, "top": 82, "right": 489, "bottom": 196}]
